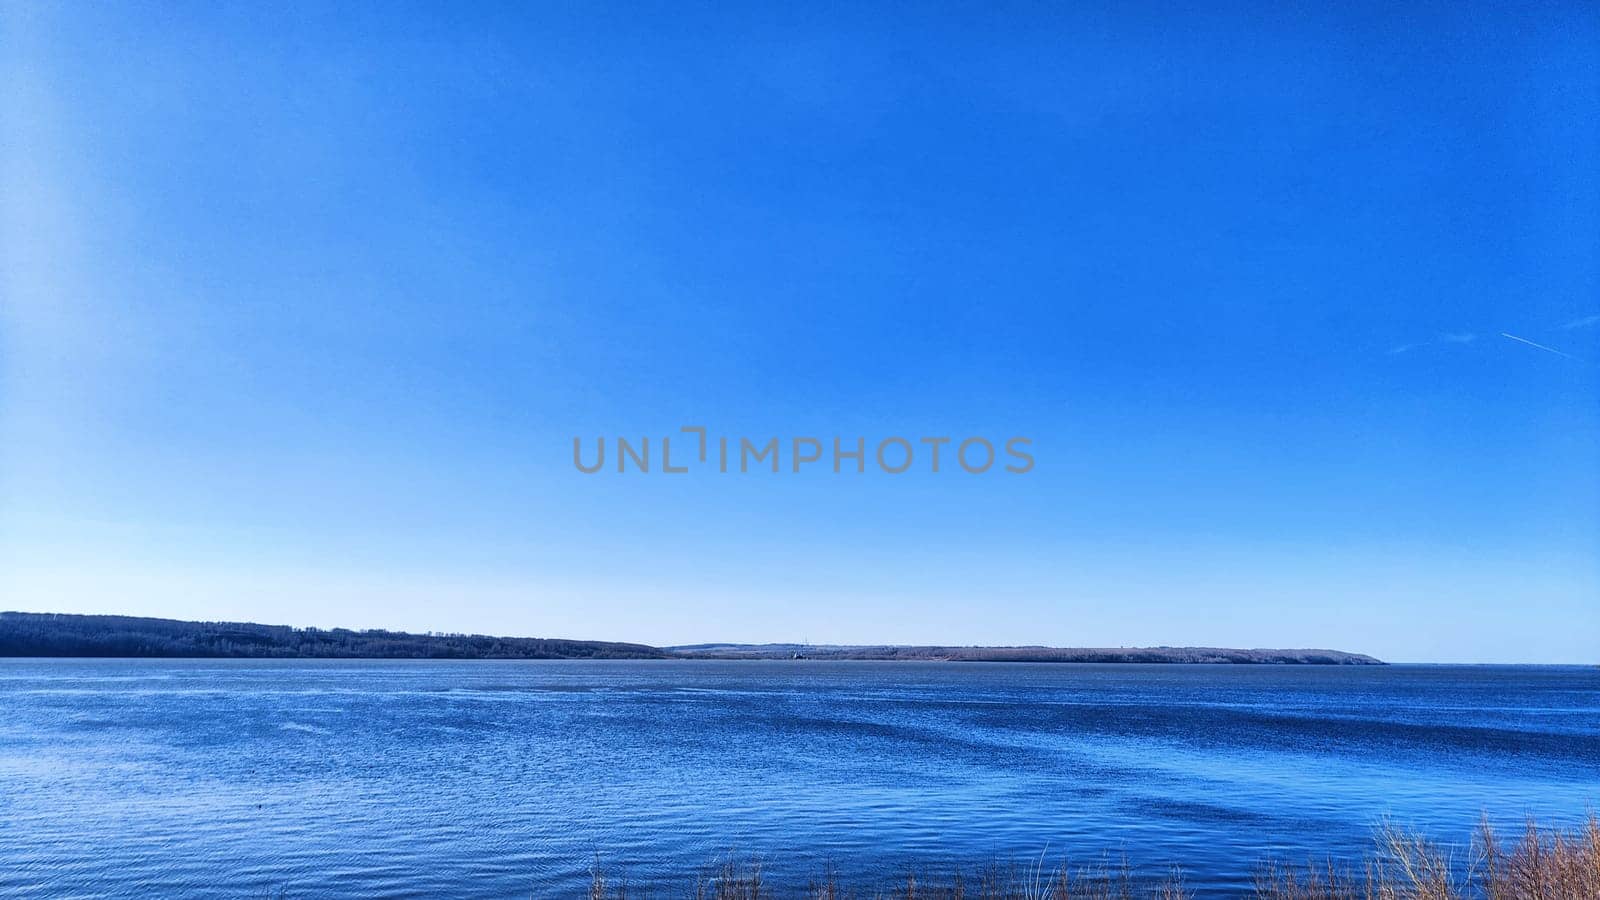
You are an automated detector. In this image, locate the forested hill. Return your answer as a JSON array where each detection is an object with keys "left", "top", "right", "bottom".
[
  {"left": 0, "top": 612, "right": 667, "bottom": 659},
  {"left": 0, "top": 612, "right": 1383, "bottom": 664}
]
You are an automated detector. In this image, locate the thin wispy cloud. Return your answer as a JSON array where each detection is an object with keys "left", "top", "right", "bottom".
[
  {"left": 1390, "top": 324, "right": 1587, "bottom": 362},
  {"left": 1387, "top": 332, "right": 1477, "bottom": 355},
  {"left": 1500, "top": 332, "right": 1577, "bottom": 360}
]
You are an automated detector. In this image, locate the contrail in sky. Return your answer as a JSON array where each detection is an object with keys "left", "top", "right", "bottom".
[{"left": 1500, "top": 332, "right": 1577, "bottom": 360}]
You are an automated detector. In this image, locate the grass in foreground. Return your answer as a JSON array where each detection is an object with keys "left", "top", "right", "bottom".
[{"left": 587, "top": 815, "right": 1600, "bottom": 899}]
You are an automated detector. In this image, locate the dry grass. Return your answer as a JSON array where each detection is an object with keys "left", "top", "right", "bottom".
[
  {"left": 589, "top": 815, "right": 1600, "bottom": 899},
  {"left": 1477, "top": 815, "right": 1600, "bottom": 900},
  {"left": 589, "top": 851, "right": 1188, "bottom": 899},
  {"left": 1253, "top": 814, "right": 1600, "bottom": 900}
]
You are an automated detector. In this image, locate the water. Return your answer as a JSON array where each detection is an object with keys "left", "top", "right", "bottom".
[{"left": 1, "top": 660, "right": 1596, "bottom": 897}]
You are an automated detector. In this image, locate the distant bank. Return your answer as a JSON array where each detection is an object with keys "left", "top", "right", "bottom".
[
  {"left": 670, "top": 643, "right": 1384, "bottom": 664},
  {"left": 0, "top": 612, "right": 1383, "bottom": 664}
]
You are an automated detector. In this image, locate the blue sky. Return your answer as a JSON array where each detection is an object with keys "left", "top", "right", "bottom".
[{"left": 2, "top": 2, "right": 1596, "bottom": 662}]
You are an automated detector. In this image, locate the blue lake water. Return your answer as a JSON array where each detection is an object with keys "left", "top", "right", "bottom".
[{"left": 1, "top": 659, "right": 1596, "bottom": 897}]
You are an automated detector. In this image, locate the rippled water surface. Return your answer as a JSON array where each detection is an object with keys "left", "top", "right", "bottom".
[{"left": 1, "top": 660, "right": 1596, "bottom": 897}]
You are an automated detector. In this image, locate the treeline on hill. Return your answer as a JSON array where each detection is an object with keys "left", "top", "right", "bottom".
[
  {"left": 0, "top": 612, "right": 667, "bottom": 660},
  {"left": 0, "top": 613, "right": 1383, "bottom": 664}
]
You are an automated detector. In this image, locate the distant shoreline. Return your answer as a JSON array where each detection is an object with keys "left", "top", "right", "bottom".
[
  {"left": 0, "top": 611, "right": 1383, "bottom": 664},
  {"left": 669, "top": 642, "right": 1383, "bottom": 664}
]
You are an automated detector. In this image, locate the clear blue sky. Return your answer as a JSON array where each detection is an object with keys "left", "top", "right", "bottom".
[{"left": 3, "top": 2, "right": 1596, "bottom": 662}]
